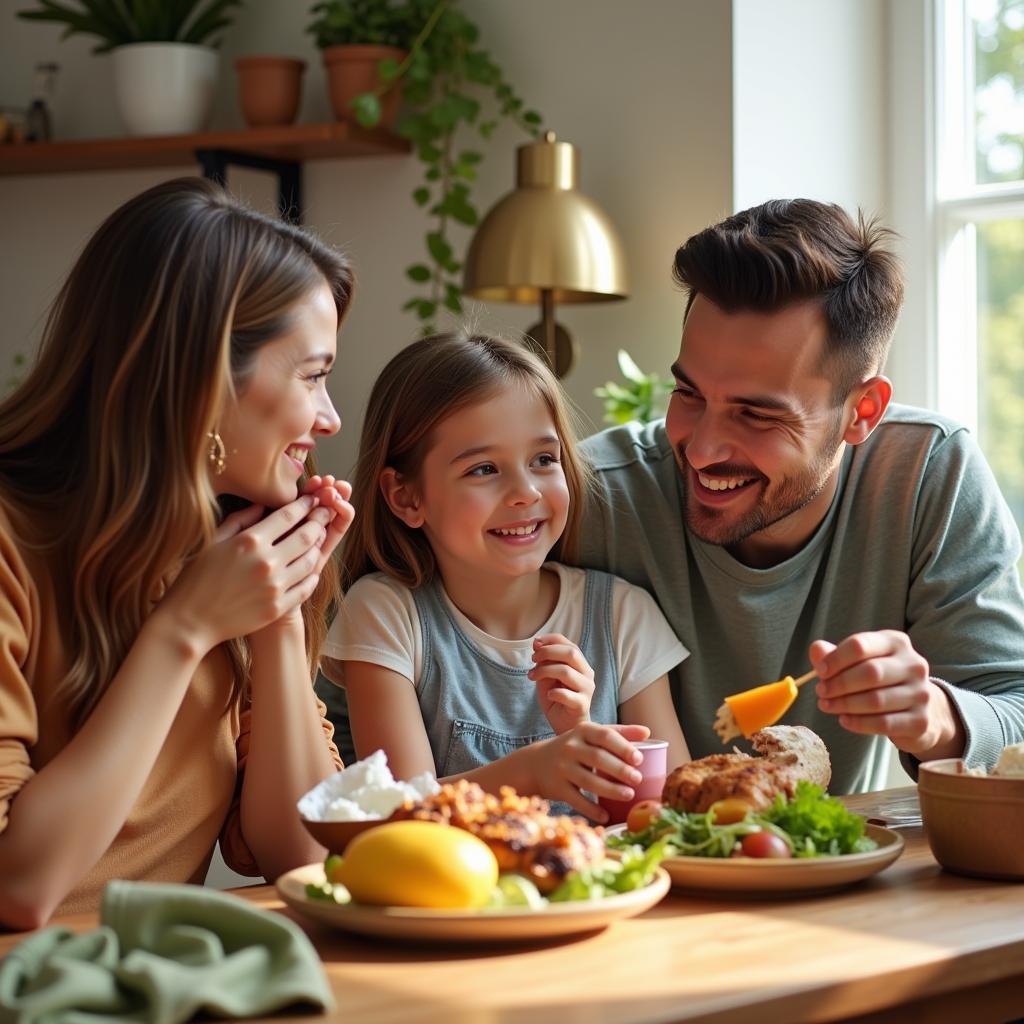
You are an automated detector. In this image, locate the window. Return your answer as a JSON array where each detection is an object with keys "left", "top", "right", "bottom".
[{"left": 936, "top": 0, "right": 1024, "bottom": 529}]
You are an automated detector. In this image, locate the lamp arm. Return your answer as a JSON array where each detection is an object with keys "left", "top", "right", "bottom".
[{"left": 540, "top": 289, "right": 557, "bottom": 370}]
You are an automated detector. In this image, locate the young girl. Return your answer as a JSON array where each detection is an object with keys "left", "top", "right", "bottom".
[
  {"left": 0, "top": 177, "right": 356, "bottom": 927},
  {"left": 322, "top": 333, "right": 689, "bottom": 821}
]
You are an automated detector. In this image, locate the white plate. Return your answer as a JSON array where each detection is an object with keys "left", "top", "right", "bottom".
[
  {"left": 276, "top": 863, "right": 671, "bottom": 943},
  {"left": 606, "top": 823, "right": 904, "bottom": 896}
]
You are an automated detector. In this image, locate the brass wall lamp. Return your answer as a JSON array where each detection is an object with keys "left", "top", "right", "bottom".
[{"left": 462, "top": 131, "right": 629, "bottom": 377}]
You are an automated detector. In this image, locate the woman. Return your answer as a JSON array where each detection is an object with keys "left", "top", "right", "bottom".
[{"left": 0, "top": 177, "right": 354, "bottom": 928}]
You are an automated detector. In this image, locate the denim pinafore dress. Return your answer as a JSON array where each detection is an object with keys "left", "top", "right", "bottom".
[{"left": 412, "top": 569, "right": 620, "bottom": 780}]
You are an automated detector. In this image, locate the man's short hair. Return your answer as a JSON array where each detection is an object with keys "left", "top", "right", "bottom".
[{"left": 672, "top": 199, "right": 905, "bottom": 397}]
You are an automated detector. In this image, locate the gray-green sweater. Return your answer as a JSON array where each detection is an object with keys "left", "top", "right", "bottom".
[{"left": 578, "top": 404, "right": 1024, "bottom": 793}]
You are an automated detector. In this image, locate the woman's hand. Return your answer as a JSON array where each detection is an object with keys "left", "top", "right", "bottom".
[
  {"left": 528, "top": 634, "right": 596, "bottom": 734},
  {"left": 301, "top": 473, "right": 354, "bottom": 575},
  {"left": 158, "top": 494, "right": 328, "bottom": 654},
  {"left": 525, "top": 722, "right": 650, "bottom": 821}
]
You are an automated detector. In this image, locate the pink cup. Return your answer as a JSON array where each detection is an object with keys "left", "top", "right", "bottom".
[{"left": 597, "top": 739, "right": 669, "bottom": 825}]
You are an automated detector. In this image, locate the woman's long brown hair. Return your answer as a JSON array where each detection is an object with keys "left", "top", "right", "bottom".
[{"left": 0, "top": 177, "right": 353, "bottom": 727}]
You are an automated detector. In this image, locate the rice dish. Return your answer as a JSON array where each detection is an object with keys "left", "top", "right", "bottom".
[{"left": 297, "top": 750, "right": 440, "bottom": 822}]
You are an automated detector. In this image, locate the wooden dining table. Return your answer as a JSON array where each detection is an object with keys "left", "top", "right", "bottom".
[{"left": 3, "top": 787, "right": 1023, "bottom": 1024}]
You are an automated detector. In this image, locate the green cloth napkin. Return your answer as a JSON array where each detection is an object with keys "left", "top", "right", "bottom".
[{"left": 0, "top": 880, "right": 334, "bottom": 1024}]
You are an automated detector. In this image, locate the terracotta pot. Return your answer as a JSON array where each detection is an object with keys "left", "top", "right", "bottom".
[
  {"left": 235, "top": 55, "right": 306, "bottom": 127},
  {"left": 322, "top": 45, "right": 406, "bottom": 129}
]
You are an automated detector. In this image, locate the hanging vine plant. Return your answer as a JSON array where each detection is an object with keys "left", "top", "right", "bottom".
[{"left": 308, "top": 0, "right": 543, "bottom": 334}]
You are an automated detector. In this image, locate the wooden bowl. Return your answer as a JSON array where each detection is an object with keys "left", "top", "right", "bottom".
[
  {"left": 301, "top": 817, "right": 386, "bottom": 854},
  {"left": 918, "top": 758, "right": 1024, "bottom": 880}
]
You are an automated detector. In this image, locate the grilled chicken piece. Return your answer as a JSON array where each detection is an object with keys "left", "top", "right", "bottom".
[
  {"left": 662, "top": 755, "right": 800, "bottom": 814},
  {"left": 662, "top": 725, "right": 832, "bottom": 813},
  {"left": 391, "top": 780, "right": 605, "bottom": 893}
]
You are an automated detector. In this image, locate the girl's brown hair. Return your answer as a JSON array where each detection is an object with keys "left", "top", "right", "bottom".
[
  {"left": 0, "top": 176, "right": 353, "bottom": 727},
  {"left": 341, "top": 332, "right": 592, "bottom": 590}
]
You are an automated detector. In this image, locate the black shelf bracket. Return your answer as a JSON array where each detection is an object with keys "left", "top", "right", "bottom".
[{"left": 195, "top": 148, "right": 303, "bottom": 224}]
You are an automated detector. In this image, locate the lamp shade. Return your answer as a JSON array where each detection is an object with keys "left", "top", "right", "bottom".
[{"left": 463, "top": 133, "right": 629, "bottom": 304}]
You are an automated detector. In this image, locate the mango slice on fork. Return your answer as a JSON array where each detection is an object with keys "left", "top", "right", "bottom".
[{"left": 712, "top": 669, "right": 817, "bottom": 744}]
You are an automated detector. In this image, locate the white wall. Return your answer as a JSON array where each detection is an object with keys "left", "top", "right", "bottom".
[
  {"left": 885, "top": 0, "right": 934, "bottom": 412},
  {"left": 732, "top": 0, "right": 888, "bottom": 217},
  {"left": 732, "top": 0, "right": 923, "bottom": 414}
]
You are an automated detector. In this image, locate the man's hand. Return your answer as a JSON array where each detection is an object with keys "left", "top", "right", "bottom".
[
  {"left": 528, "top": 633, "right": 596, "bottom": 735},
  {"left": 809, "top": 630, "right": 966, "bottom": 759}
]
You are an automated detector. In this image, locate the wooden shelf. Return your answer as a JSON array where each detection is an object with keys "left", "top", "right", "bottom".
[{"left": 0, "top": 121, "right": 409, "bottom": 176}]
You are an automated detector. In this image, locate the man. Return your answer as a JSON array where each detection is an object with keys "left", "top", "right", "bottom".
[{"left": 578, "top": 199, "right": 1024, "bottom": 793}]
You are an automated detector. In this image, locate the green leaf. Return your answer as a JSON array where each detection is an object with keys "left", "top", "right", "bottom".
[
  {"left": 351, "top": 92, "right": 381, "bottom": 128},
  {"left": 412, "top": 187, "right": 430, "bottom": 207},
  {"left": 601, "top": 382, "right": 636, "bottom": 403},
  {"left": 415, "top": 300, "right": 437, "bottom": 320},
  {"left": 444, "top": 282, "right": 463, "bottom": 313},
  {"left": 448, "top": 197, "right": 477, "bottom": 226},
  {"left": 617, "top": 349, "right": 645, "bottom": 384},
  {"left": 378, "top": 56, "right": 401, "bottom": 81},
  {"left": 426, "top": 231, "right": 453, "bottom": 267},
  {"left": 406, "top": 264, "right": 432, "bottom": 283},
  {"left": 523, "top": 110, "right": 543, "bottom": 126},
  {"left": 430, "top": 97, "right": 463, "bottom": 130}
]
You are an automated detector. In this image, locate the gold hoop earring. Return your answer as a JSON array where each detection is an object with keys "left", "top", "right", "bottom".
[{"left": 207, "top": 431, "right": 226, "bottom": 475}]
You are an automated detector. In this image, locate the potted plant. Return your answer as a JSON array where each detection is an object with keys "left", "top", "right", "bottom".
[
  {"left": 595, "top": 351, "right": 675, "bottom": 425},
  {"left": 308, "top": 0, "right": 415, "bottom": 130},
  {"left": 307, "top": 0, "right": 544, "bottom": 334},
  {"left": 17, "top": 0, "right": 242, "bottom": 136}
]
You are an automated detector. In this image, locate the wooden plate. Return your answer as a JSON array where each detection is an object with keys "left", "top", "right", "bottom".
[
  {"left": 606, "top": 823, "right": 904, "bottom": 896},
  {"left": 276, "top": 863, "right": 670, "bottom": 943}
]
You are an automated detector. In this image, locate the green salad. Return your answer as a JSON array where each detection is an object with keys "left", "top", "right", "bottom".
[{"left": 607, "top": 782, "right": 877, "bottom": 860}]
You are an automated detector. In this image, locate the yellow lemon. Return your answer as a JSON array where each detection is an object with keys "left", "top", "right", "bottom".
[{"left": 331, "top": 820, "right": 499, "bottom": 909}]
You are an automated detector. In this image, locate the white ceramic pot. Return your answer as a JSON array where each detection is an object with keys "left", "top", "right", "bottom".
[{"left": 112, "top": 42, "right": 218, "bottom": 136}]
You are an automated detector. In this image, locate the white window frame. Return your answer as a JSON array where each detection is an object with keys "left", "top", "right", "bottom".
[{"left": 934, "top": 0, "right": 1024, "bottom": 433}]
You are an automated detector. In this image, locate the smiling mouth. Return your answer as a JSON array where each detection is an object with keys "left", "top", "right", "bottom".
[
  {"left": 286, "top": 445, "right": 310, "bottom": 464},
  {"left": 696, "top": 472, "right": 757, "bottom": 492},
  {"left": 490, "top": 522, "right": 542, "bottom": 537}
]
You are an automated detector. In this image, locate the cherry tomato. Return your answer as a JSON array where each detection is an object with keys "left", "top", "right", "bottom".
[
  {"left": 709, "top": 798, "right": 753, "bottom": 825},
  {"left": 626, "top": 800, "right": 664, "bottom": 834},
  {"left": 739, "top": 831, "right": 792, "bottom": 859}
]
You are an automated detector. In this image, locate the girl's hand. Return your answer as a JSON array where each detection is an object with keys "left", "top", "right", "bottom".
[
  {"left": 159, "top": 494, "right": 327, "bottom": 653},
  {"left": 527, "top": 722, "right": 650, "bottom": 821},
  {"left": 528, "top": 633, "right": 596, "bottom": 734},
  {"left": 301, "top": 474, "right": 355, "bottom": 575}
]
